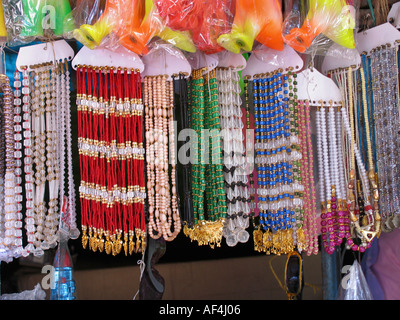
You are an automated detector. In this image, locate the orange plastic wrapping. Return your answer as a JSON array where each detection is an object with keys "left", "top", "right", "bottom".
[
  {"left": 217, "top": 0, "right": 284, "bottom": 54},
  {"left": 283, "top": 0, "right": 356, "bottom": 53},
  {"left": 71, "top": 0, "right": 143, "bottom": 49},
  {"left": 155, "top": 0, "right": 235, "bottom": 54},
  {"left": 118, "top": 0, "right": 195, "bottom": 55},
  {"left": 70, "top": 0, "right": 195, "bottom": 55}
]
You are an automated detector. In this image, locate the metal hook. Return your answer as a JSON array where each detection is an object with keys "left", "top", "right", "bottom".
[{"left": 362, "top": 13, "right": 371, "bottom": 33}]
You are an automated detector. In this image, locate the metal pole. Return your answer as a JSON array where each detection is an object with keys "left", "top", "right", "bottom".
[{"left": 321, "top": 247, "right": 341, "bottom": 300}]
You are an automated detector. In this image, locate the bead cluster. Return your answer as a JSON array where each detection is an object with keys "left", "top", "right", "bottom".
[
  {"left": 298, "top": 100, "right": 318, "bottom": 255},
  {"left": 77, "top": 65, "right": 146, "bottom": 256},
  {"left": 369, "top": 45, "right": 400, "bottom": 231},
  {"left": 144, "top": 75, "right": 181, "bottom": 242},
  {"left": 252, "top": 69, "right": 306, "bottom": 255},
  {"left": 216, "top": 67, "right": 251, "bottom": 247},
  {"left": 12, "top": 70, "right": 24, "bottom": 256},
  {"left": 172, "top": 73, "right": 194, "bottom": 229},
  {"left": 184, "top": 68, "right": 227, "bottom": 248},
  {"left": 316, "top": 103, "right": 349, "bottom": 254},
  {"left": 0, "top": 74, "right": 18, "bottom": 262},
  {"left": 59, "top": 60, "right": 79, "bottom": 239},
  {"left": 1, "top": 61, "right": 74, "bottom": 261},
  {"left": 328, "top": 66, "right": 381, "bottom": 252}
]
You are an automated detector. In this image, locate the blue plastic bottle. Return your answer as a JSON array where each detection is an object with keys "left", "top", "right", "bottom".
[{"left": 50, "top": 234, "right": 76, "bottom": 300}]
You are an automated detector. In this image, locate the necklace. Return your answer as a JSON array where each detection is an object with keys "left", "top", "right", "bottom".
[
  {"left": 242, "top": 76, "right": 261, "bottom": 251},
  {"left": 144, "top": 75, "right": 181, "bottom": 242},
  {"left": 334, "top": 66, "right": 380, "bottom": 251},
  {"left": 31, "top": 64, "right": 48, "bottom": 251},
  {"left": 0, "top": 76, "right": 6, "bottom": 260},
  {"left": 316, "top": 102, "right": 336, "bottom": 254},
  {"left": 253, "top": 69, "right": 303, "bottom": 255},
  {"left": 287, "top": 69, "right": 305, "bottom": 249},
  {"left": 370, "top": 45, "right": 400, "bottom": 230},
  {"left": 12, "top": 69, "right": 24, "bottom": 256},
  {"left": 0, "top": 73, "right": 18, "bottom": 262},
  {"left": 217, "top": 67, "right": 250, "bottom": 247},
  {"left": 60, "top": 60, "right": 79, "bottom": 240},
  {"left": 298, "top": 99, "right": 318, "bottom": 255},
  {"left": 77, "top": 66, "right": 146, "bottom": 255},
  {"left": 184, "top": 68, "right": 227, "bottom": 248},
  {"left": 172, "top": 73, "right": 194, "bottom": 230},
  {"left": 42, "top": 63, "right": 59, "bottom": 249},
  {"left": 359, "top": 64, "right": 380, "bottom": 235},
  {"left": 23, "top": 67, "right": 38, "bottom": 257}
]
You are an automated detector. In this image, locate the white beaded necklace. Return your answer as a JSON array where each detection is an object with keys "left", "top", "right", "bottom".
[
  {"left": 217, "top": 67, "right": 250, "bottom": 246},
  {"left": 22, "top": 67, "right": 37, "bottom": 257},
  {"left": 5, "top": 60, "right": 75, "bottom": 258},
  {"left": 13, "top": 70, "right": 24, "bottom": 256},
  {"left": 33, "top": 65, "right": 48, "bottom": 252},
  {"left": 0, "top": 74, "right": 18, "bottom": 262},
  {"left": 64, "top": 61, "right": 79, "bottom": 239},
  {"left": 42, "top": 63, "right": 59, "bottom": 248}
]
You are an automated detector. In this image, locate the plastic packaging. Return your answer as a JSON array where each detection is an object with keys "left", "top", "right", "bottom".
[
  {"left": 155, "top": 0, "right": 235, "bottom": 54},
  {"left": 217, "top": 0, "right": 284, "bottom": 54},
  {"left": 248, "top": 43, "right": 303, "bottom": 72},
  {"left": 1, "top": 0, "right": 71, "bottom": 45},
  {"left": 71, "top": 0, "right": 140, "bottom": 49},
  {"left": 0, "top": 283, "right": 46, "bottom": 300},
  {"left": 118, "top": 0, "right": 195, "bottom": 55},
  {"left": 50, "top": 231, "right": 77, "bottom": 300},
  {"left": 154, "top": 0, "right": 198, "bottom": 31},
  {"left": 141, "top": 41, "right": 191, "bottom": 79},
  {"left": 72, "top": 0, "right": 195, "bottom": 55},
  {"left": 1, "top": 0, "right": 25, "bottom": 45},
  {"left": 63, "top": 0, "right": 107, "bottom": 40},
  {"left": 0, "top": 1, "right": 7, "bottom": 42},
  {"left": 193, "top": 0, "right": 235, "bottom": 54},
  {"left": 18, "top": 0, "right": 72, "bottom": 39},
  {"left": 337, "top": 260, "right": 373, "bottom": 300},
  {"left": 282, "top": 0, "right": 302, "bottom": 35},
  {"left": 284, "top": 0, "right": 356, "bottom": 53}
]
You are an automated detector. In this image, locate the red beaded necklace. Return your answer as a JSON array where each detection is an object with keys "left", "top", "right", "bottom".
[{"left": 77, "top": 65, "right": 145, "bottom": 256}]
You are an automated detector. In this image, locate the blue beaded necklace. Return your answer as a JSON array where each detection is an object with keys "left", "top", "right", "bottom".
[
  {"left": 363, "top": 53, "right": 377, "bottom": 172},
  {"left": 254, "top": 69, "right": 296, "bottom": 252}
]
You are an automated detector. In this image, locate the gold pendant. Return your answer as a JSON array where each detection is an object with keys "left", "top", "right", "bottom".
[
  {"left": 92, "top": 230, "right": 98, "bottom": 252},
  {"left": 360, "top": 229, "right": 377, "bottom": 243},
  {"left": 253, "top": 228, "right": 263, "bottom": 252},
  {"left": 105, "top": 240, "right": 112, "bottom": 255},
  {"left": 82, "top": 234, "right": 88, "bottom": 249}
]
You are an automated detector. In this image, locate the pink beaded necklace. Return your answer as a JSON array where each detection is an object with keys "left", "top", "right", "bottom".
[{"left": 298, "top": 100, "right": 318, "bottom": 255}]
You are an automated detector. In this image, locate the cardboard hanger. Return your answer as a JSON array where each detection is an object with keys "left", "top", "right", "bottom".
[
  {"left": 388, "top": 2, "right": 400, "bottom": 29},
  {"left": 72, "top": 44, "right": 144, "bottom": 72},
  {"left": 297, "top": 67, "right": 342, "bottom": 106},
  {"left": 16, "top": 40, "right": 74, "bottom": 71},
  {"left": 356, "top": 22, "right": 400, "bottom": 55},
  {"left": 141, "top": 44, "right": 191, "bottom": 80},
  {"left": 209, "top": 50, "right": 247, "bottom": 71},
  {"left": 185, "top": 50, "right": 218, "bottom": 75},
  {"left": 242, "top": 44, "right": 303, "bottom": 79},
  {"left": 321, "top": 43, "right": 361, "bottom": 75}
]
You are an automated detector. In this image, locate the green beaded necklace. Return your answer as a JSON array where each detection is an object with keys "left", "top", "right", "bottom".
[
  {"left": 287, "top": 69, "right": 305, "bottom": 245},
  {"left": 184, "top": 68, "right": 227, "bottom": 248}
]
